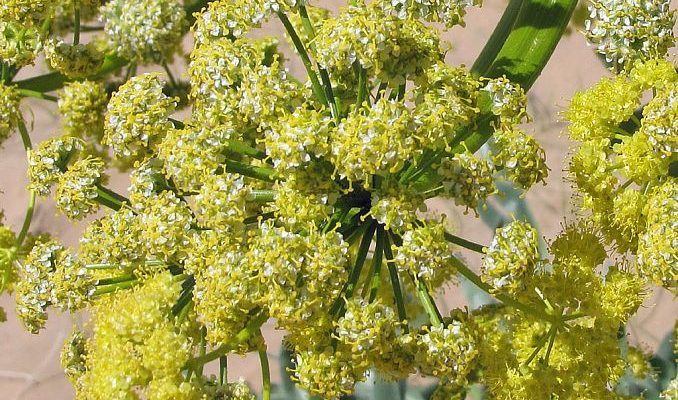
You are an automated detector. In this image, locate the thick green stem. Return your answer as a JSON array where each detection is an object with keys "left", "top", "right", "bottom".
[
  {"left": 443, "top": 232, "right": 485, "bottom": 254},
  {"left": 411, "top": 0, "right": 578, "bottom": 191},
  {"left": 277, "top": 12, "right": 329, "bottom": 108},
  {"left": 471, "top": 0, "right": 525, "bottom": 75},
  {"left": 484, "top": 0, "right": 579, "bottom": 89}
]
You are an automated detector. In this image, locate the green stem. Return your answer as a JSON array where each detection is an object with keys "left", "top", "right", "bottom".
[
  {"left": 224, "top": 160, "right": 276, "bottom": 182},
  {"left": 630, "top": 114, "right": 642, "bottom": 128},
  {"left": 79, "top": 25, "right": 104, "bottom": 32},
  {"left": 258, "top": 343, "right": 271, "bottom": 400},
  {"left": 163, "top": 63, "right": 178, "bottom": 88},
  {"left": 96, "top": 273, "right": 136, "bottom": 286},
  {"left": 471, "top": 0, "right": 525, "bottom": 75},
  {"left": 185, "top": 312, "right": 269, "bottom": 368},
  {"left": 382, "top": 233, "right": 408, "bottom": 332},
  {"left": 247, "top": 190, "right": 276, "bottom": 203},
  {"left": 443, "top": 232, "right": 485, "bottom": 254},
  {"left": 542, "top": 324, "right": 558, "bottom": 366},
  {"left": 95, "top": 184, "right": 129, "bottom": 211},
  {"left": 416, "top": 278, "right": 443, "bottom": 327},
  {"left": 15, "top": 190, "right": 35, "bottom": 249},
  {"left": 356, "top": 65, "right": 368, "bottom": 106},
  {"left": 93, "top": 279, "right": 138, "bottom": 296},
  {"left": 197, "top": 328, "right": 207, "bottom": 376},
  {"left": 277, "top": 11, "right": 328, "bottom": 107},
  {"left": 522, "top": 323, "right": 556, "bottom": 367},
  {"left": 169, "top": 118, "right": 184, "bottom": 129},
  {"left": 411, "top": 0, "right": 578, "bottom": 191},
  {"left": 19, "top": 89, "right": 58, "bottom": 102},
  {"left": 17, "top": 118, "right": 32, "bottom": 150},
  {"left": 225, "top": 139, "right": 267, "bottom": 160},
  {"left": 15, "top": 120, "right": 35, "bottom": 249},
  {"left": 364, "top": 224, "right": 385, "bottom": 302},
  {"left": 297, "top": 5, "right": 340, "bottom": 121},
  {"left": 331, "top": 220, "right": 377, "bottom": 315},
  {"left": 219, "top": 356, "right": 227, "bottom": 385},
  {"left": 485, "top": 0, "right": 578, "bottom": 89},
  {"left": 73, "top": 1, "right": 81, "bottom": 45}
]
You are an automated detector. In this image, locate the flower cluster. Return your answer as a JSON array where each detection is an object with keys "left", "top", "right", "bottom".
[
  {"left": 565, "top": 59, "right": 677, "bottom": 290},
  {"left": 44, "top": 39, "right": 103, "bottom": 79},
  {"left": 15, "top": 240, "right": 95, "bottom": 333},
  {"left": 585, "top": 0, "right": 676, "bottom": 71},
  {"left": 0, "top": 1, "right": 675, "bottom": 400},
  {"left": 0, "top": 20, "right": 42, "bottom": 67},
  {"left": 103, "top": 73, "right": 178, "bottom": 162},
  {"left": 58, "top": 80, "right": 108, "bottom": 141},
  {"left": 101, "top": 0, "right": 186, "bottom": 63},
  {"left": 314, "top": 2, "right": 442, "bottom": 86},
  {"left": 481, "top": 220, "right": 541, "bottom": 295},
  {"left": 380, "top": 0, "right": 482, "bottom": 28}
]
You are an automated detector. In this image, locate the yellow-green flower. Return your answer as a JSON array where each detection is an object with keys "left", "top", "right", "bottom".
[
  {"left": 0, "top": 81, "right": 20, "bottom": 147},
  {"left": 104, "top": 73, "right": 178, "bottom": 162},
  {"left": 101, "top": 0, "right": 186, "bottom": 63}
]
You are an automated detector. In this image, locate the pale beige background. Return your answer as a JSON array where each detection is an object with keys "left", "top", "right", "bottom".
[{"left": 0, "top": 0, "right": 676, "bottom": 398}]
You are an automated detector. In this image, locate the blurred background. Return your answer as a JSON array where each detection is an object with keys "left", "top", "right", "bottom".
[{"left": 0, "top": 0, "right": 675, "bottom": 398}]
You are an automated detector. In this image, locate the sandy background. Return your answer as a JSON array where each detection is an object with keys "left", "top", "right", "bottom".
[{"left": 0, "top": 0, "right": 676, "bottom": 398}]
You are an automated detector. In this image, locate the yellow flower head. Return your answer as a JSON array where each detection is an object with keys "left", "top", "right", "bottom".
[
  {"left": 101, "top": 0, "right": 186, "bottom": 63},
  {"left": 58, "top": 80, "right": 108, "bottom": 140},
  {"left": 482, "top": 220, "right": 541, "bottom": 295},
  {"left": 44, "top": 39, "right": 103, "bottom": 79},
  {"left": 104, "top": 73, "right": 178, "bottom": 162}
]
